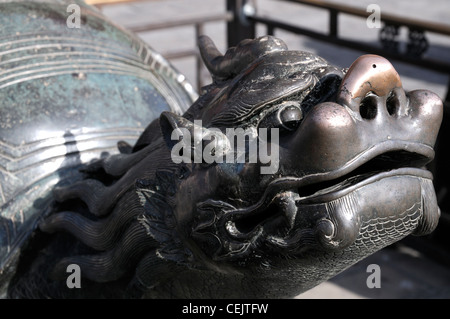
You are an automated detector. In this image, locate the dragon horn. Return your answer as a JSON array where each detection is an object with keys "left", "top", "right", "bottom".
[{"left": 198, "top": 35, "right": 288, "bottom": 82}]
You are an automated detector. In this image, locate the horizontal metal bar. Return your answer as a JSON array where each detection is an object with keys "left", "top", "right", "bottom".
[
  {"left": 163, "top": 49, "right": 198, "bottom": 60},
  {"left": 86, "top": 0, "right": 155, "bottom": 7},
  {"left": 128, "top": 12, "right": 234, "bottom": 33},
  {"left": 248, "top": 15, "right": 450, "bottom": 75},
  {"left": 282, "top": 0, "right": 450, "bottom": 36}
]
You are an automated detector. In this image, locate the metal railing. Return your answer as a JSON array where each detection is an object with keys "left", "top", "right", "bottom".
[
  {"left": 127, "top": 13, "right": 233, "bottom": 90},
  {"left": 90, "top": 0, "right": 233, "bottom": 90},
  {"left": 90, "top": 0, "right": 450, "bottom": 104},
  {"left": 241, "top": 0, "right": 450, "bottom": 106}
]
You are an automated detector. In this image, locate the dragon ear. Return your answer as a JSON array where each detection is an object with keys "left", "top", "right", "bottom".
[
  {"left": 159, "top": 112, "right": 230, "bottom": 163},
  {"left": 159, "top": 111, "right": 198, "bottom": 163},
  {"left": 159, "top": 112, "right": 198, "bottom": 150}
]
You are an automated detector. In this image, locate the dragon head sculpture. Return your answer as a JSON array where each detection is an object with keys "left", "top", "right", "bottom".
[{"left": 11, "top": 35, "right": 442, "bottom": 298}]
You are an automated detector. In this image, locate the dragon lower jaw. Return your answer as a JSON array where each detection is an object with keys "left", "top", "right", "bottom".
[{"left": 226, "top": 168, "right": 439, "bottom": 257}]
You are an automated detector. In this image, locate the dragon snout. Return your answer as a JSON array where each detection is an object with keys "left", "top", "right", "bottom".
[
  {"left": 289, "top": 54, "right": 443, "bottom": 174},
  {"left": 337, "top": 54, "right": 404, "bottom": 117},
  {"left": 337, "top": 54, "right": 443, "bottom": 135}
]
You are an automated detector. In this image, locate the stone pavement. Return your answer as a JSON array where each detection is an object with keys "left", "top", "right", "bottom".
[
  {"left": 98, "top": 0, "right": 450, "bottom": 299},
  {"left": 298, "top": 243, "right": 450, "bottom": 299}
]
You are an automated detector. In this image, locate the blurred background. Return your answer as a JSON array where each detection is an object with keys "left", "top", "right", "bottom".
[{"left": 86, "top": 0, "right": 450, "bottom": 298}]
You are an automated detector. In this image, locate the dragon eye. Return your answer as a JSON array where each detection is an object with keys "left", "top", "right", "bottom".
[
  {"left": 258, "top": 101, "right": 303, "bottom": 133},
  {"left": 279, "top": 103, "right": 303, "bottom": 131}
]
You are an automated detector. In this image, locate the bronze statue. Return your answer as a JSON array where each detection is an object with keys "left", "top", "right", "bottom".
[{"left": 0, "top": 1, "right": 443, "bottom": 298}]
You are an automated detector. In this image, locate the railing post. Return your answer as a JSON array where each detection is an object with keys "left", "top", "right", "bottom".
[
  {"left": 329, "top": 8, "right": 338, "bottom": 38},
  {"left": 195, "top": 23, "right": 205, "bottom": 90},
  {"left": 446, "top": 78, "right": 450, "bottom": 108},
  {"left": 227, "top": 0, "right": 256, "bottom": 47}
]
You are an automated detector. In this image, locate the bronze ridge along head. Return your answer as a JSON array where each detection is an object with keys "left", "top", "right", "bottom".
[{"left": 24, "top": 36, "right": 442, "bottom": 299}]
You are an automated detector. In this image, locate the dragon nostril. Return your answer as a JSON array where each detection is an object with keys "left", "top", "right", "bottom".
[
  {"left": 386, "top": 91, "right": 400, "bottom": 116},
  {"left": 360, "top": 94, "right": 378, "bottom": 119}
]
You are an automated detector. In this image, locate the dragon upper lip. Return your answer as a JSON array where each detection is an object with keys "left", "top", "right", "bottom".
[
  {"left": 266, "top": 140, "right": 434, "bottom": 194},
  {"left": 226, "top": 141, "right": 434, "bottom": 238},
  {"left": 295, "top": 141, "right": 434, "bottom": 203}
]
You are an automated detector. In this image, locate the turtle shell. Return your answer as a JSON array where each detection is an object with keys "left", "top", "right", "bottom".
[{"left": 0, "top": 0, "right": 195, "bottom": 294}]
